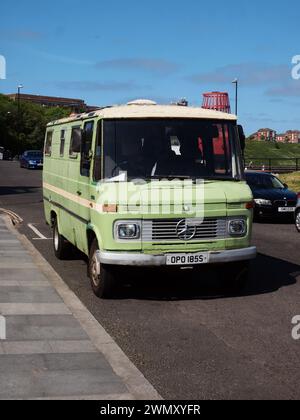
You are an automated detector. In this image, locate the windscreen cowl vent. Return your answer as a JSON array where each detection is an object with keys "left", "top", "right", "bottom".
[{"left": 127, "top": 99, "right": 157, "bottom": 106}]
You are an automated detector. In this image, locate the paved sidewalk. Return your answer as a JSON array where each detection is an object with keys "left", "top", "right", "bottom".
[{"left": 0, "top": 215, "right": 160, "bottom": 400}]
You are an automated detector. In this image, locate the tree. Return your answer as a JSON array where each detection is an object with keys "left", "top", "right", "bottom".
[{"left": 0, "top": 94, "right": 70, "bottom": 155}]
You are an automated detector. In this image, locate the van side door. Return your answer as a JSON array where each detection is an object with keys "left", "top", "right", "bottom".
[{"left": 76, "top": 120, "right": 95, "bottom": 254}]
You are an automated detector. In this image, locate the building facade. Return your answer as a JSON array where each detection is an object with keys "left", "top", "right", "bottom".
[
  {"left": 276, "top": 134, "right": 287, "bottom": 143},
  {"left": 6, "top": 93, "right": 98, "bottom": 114},
  {"left": 256, "top": 128, "right": 277, "bottom": 141},
  {"left": 285, "top": 130, "right": 300, "bottom": 144}
]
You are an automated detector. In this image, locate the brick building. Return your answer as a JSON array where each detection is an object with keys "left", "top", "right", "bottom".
[
  {"left": 285, "top": 130, "right": 300, "bottom": 144},
  {"left": 276, "top": 133, "right": 287, "bottom": 143},
  {"left": 6, "top": 93, "right": 98, "bottom": 113},
  {"left": 256, "top": 128, "right": 277, "bottom": 141}
]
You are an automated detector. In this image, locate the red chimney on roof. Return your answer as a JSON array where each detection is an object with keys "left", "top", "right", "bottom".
[{"left": 202, "top": 92, "right": 231, "bottom": 113}]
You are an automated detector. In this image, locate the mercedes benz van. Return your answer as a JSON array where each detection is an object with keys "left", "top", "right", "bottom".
[{"left": 43, "top": 100, "right": 256, "bottom": 298}]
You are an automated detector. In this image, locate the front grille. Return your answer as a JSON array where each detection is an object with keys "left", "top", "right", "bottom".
[
  {"left": 274, "top": 200, "right": 296, "bottom": 208},
  {"left": 142, "top": 218, "right": 228, "bottom": 242}
]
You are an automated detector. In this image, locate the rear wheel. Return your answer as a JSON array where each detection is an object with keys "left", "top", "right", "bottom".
[
  {"left": 296, "top": 210, "right": 300, "bottom": 233},
  {"left": 52, "top": 218, "right": 70, "bottom": 260},
  {"left": 221, "top": 261, "right": 250, "bottom": 294},
  {"left": 88, "top": 239, "right": 116, "bottom": 299}
]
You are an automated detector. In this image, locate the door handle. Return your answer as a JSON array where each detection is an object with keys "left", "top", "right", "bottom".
[{"left": 77, "top": 191, "right": 82, "bottom": 196}]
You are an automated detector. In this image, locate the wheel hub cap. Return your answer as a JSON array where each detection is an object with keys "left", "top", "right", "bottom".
[
  {"left": 296, "top": 213, "right": 300, "bottom": 231},
  {"left": 54, "top": 227, "right": 59, "bottom": 250},
  {"left": 91, "top": 254, "right": 101, "bottom": 287}
]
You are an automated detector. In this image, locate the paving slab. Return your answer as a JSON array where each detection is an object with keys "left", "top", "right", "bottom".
[
  {"left": 0, "top": 215, "right": 160, "bottom": 400},
  {"left": 4, "top": 315, "right": 89, "bottom": 341}
]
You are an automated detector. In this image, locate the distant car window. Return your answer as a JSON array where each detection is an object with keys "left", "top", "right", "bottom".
[
  {"left": 246, "top": 174, "right": 285, "bottom": 189},
  {"left": 270, "top": 176, "right": 285, "bottom": 189},
  {"left": 45, "top": 132, "right": 53, "bottom": 156},
  {"left": 28, "top": 151, "right": 42, "bottom": 158}
]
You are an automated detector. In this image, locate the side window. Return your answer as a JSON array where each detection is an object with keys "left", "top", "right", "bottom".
[
  {"left": 170, "top": 136, "right": 181, "bottom": 156},
  {"left": 212, "top": 124, "right": 231, "bottom": 175},
  {"left": 69, "top": 126, "right": 81, "bottom": 158},
  {"left": 45, "top": 131, "right": 53, "bottom": 156},
  {"left": 60, "top": 130, "right": 66, "bottom": 157},
  {"left": 80, "top": 121, "right": 94, "bottom": 177},
  {"left": 93, "top": 121, "right": 102, "bottom": 181}
]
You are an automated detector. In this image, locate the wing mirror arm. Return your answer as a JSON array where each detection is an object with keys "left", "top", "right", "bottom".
[{"left": 237, "top": 125, "right": 246, "bottom": 152}]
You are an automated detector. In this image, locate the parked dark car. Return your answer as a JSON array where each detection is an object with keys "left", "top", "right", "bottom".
[
  {"left": 20, "top": 150, "right": 43, "bottom": 169},
  {"left": 295, "top": 194, "right": 300, "bottom": 232},
  {"left": 0, "top": 147, "right": 12, "bottom": 160},
  {"left": 245, "top": 171, "right": 297, "bottom": 221}
]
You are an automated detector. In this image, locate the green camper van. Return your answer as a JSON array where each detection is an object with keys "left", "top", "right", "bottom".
[{"left": 43, "top": 100, "right": 256, "bottom": 298}]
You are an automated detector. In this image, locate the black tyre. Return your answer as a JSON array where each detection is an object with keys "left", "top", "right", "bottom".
[
  {"left": 52, "top": 218, "right": 70, "bottom": 260},
  {"left": 88, "top": 239, "right": 116, "bottom": 299},
  {"left": 221, "top": 261, "right": 250, "bottom": 294},
  {"left": 296, "top": 210, "right": 300, "bottom": 233}
]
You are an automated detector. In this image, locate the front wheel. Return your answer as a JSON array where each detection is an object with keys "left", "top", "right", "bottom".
[
  {"left": 88, "top": 239, "right": 116, "bottom": 299},
  {"left": 295, "top": 210, "right": 300, "bottom": 233}
]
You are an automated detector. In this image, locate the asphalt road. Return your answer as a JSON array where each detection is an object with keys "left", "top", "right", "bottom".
[{"left": 1, "top": 160, "right": 300, "bottom": 400}]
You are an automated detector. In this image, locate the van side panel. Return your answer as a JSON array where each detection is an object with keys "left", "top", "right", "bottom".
[{"left": 43, "top": 123, "right": 90, "bottom": 255}]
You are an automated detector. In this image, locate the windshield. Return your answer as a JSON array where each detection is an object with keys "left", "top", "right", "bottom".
[
  {"left": 103, "top": 119, "right": 240, "bottom": 181},
  {"left": 246, "top": 173, "right": 285, "bottom": 189},
  {"left": 27, "top": 151, "right": 42, "bottom": 158}
]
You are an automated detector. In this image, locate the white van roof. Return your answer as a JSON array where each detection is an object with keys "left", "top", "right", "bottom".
[{"left": 47, "top": 103, "right": 237, "bottom": 126}]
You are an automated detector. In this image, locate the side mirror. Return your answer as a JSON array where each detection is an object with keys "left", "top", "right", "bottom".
[
  {"left": 237, "top": 125, "right": 246, "bottom": 151},
  {"left": 284, "top": 183, "right": 288, "bottom": 189}
]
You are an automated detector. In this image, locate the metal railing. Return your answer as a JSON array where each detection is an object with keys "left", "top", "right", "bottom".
[{"left": 245, "top": 158, "right": 300, "bottom": 173}]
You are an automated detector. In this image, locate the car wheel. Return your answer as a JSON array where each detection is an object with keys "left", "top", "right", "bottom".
[
  {"left": 221, "top": 261, "right": 250, "bottom": 294},
  {"left": 52, "top": 218, "right": 70, "bottom": 260},
  {"left": 296, "top": 210, "right": 300, "bottom": 233},
  {"left": 88, "top": 239, "right": 116, "bottom": 299}
]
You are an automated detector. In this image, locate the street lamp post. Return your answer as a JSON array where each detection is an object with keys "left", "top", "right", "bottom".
[
  {"left": 232, "top": 78, "right": 238, "bottom": 116},
  {"left": 17, "top": 84, "right": 23, "bottom": 114},
  {"left": 17, "top": 84, "right": 23, "bottom": 154}
]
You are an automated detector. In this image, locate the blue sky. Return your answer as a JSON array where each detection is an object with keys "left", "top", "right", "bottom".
[{"left": 1, "top": 0, "right": 300, "bottom": 134}]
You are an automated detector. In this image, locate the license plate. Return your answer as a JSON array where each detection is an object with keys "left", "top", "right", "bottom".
[
  {"left": 166, "top": 253, "right": 209, "bottom": 266},
  {"left": 278, "top": 207, "right": 295, "bottom": 213}
]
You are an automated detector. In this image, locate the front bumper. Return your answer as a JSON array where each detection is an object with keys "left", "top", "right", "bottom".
[
  {"left": 97, "top": 246, "right": 257, "bottom": 267},
  {"left": 255, "top": 206, "right": 295, "bottom": 218},
  {"left": 29, "top": 164, "right": 43, "bottom": 169}
]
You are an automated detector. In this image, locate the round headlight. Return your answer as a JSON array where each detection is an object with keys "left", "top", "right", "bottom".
[{"left": 228, "top": 219, "right": 247, "bottom": 237}]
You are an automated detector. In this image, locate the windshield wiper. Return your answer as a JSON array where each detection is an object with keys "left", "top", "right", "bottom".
[
  {"left": 150, "top": 175, "right": 191, "bottom": 180},
  {"left": 202, "top": 176, "right": 239, "bottom": 182}
]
